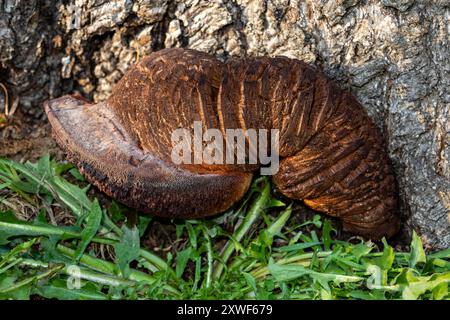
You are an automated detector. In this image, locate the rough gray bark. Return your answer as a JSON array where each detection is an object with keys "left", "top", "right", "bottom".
[{"left": 0, "top": 0, "right": 449, "bottom": 249}]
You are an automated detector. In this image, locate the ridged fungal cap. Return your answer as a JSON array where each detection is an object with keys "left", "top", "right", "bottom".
[{"left": 45, "top": 48, "right": 400, "bottom": 239}]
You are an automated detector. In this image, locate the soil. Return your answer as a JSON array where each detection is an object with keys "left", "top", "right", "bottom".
[{"left": 0, "top": 111, "right": 63, "bottom": 162}]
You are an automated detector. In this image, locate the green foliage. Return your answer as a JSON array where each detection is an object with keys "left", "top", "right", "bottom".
[
  {"left": 114, "top": 225, "right": 140, "bottom": 277},
  {"left": 74, "top": 199, "right": 102, "bottom": 262},
  {"left": 0, "top": 156, "right": 448, "bottom": 300}
]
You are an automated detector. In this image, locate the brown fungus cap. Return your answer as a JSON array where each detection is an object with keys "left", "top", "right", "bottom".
[
  {"left": 45, "top": 48, "right": 400, "bottom": 239},
  {"left": 45, "top": 95, "right": 252, "bottom": 218}
]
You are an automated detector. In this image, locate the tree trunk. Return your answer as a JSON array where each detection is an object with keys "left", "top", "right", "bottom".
[{"left": 0, "top": 0, "right": 448, "bottom": 249}]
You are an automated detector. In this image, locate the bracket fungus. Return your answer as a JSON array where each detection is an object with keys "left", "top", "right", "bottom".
[{"left": 45, "top": 48, "right": 400, "bottom": 239}]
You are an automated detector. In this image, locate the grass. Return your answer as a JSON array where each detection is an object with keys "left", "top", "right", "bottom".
[{"left": 0, "top": 155, "right": 448, "bottom": 300}]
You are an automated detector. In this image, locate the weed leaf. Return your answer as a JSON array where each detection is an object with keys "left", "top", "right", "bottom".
[
  {"left": 114, "top": 225, "right": 140, "bottom": 277},
  {"left": 176, "top": 247, "right": 193, "bottom": 278},
  {"left": 409, "top": 231, "right": 426, "bottom": 268},
  {"left": 74, "top": 199, "right": 103, "bottom": 262}
]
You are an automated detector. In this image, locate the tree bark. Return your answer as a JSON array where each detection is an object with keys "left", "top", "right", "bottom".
[{"left": 0, "top": 0, "right": 448, "bottom": 249}]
